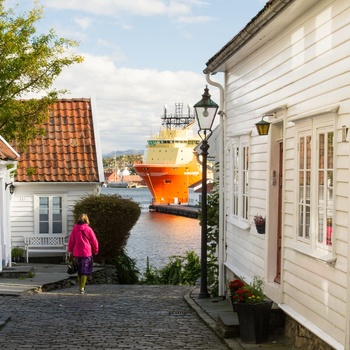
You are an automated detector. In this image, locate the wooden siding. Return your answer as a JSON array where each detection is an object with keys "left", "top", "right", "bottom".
[
  {"left": 220, "top": 0, "right": 350, "bottom": 347},
  {"left": 10, "top": 183, "right": 99, "bottom": 249}
]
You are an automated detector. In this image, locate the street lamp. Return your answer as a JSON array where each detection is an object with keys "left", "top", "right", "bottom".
[{"left": 194, "top": 85, "right": 219, "bottom": 298}]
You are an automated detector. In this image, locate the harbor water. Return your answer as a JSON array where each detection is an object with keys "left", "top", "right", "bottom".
[{"left": 101, "top": 186, "right": 201, "bottom": 273}]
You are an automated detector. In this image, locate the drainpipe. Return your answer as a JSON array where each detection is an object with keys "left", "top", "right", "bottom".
[
  {"left": 205, "top": 73, "right": 226, "bottom": 296},
  {"left": 5, "top": 162, "right": 17, "bottom": 269}
]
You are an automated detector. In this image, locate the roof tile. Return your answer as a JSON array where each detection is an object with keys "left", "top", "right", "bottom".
[
  {"left": 13, "top": 98, "right": 100, "bottom": 183},
  {"left": 0, "top": 137, "right": 19, "bottom": 160}
]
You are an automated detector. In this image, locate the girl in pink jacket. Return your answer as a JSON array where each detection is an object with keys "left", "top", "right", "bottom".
[{"left": 68, "top": 213, "right": 99, "bottom": 294}]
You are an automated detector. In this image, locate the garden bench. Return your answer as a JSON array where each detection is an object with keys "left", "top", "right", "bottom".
[{"left": 24, "top": 235, "right": 68, "bottom": 263}]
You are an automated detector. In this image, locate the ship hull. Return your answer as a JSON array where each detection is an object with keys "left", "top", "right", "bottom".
[{"left": 134, "top": 163, "right": 201, "bottom": 205}]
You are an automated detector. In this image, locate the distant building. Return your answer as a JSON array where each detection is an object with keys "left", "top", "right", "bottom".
[
  {"left": 0, "top": 136, "right": 19, "bottom": 270},
  {"left": 10, "top": 98, "right": 104, "bottom": 261},
  {"left": 188, "top": 180, "right": 213, "bottom": 207}
]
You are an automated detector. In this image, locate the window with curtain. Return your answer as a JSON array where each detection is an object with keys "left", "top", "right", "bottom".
[
  {"left": 39, "top": 196, "right": 63, "bottom": 234},
  {"left": 297, "top": 119, "right": 334, "bottom": 251},
  {"left": 231, "top": 136, "right": 250, "bottom": 225}
]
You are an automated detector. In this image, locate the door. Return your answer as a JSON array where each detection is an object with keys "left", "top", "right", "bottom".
[{"left": 274, "top": 142, "right": 283, "bottom": 284}]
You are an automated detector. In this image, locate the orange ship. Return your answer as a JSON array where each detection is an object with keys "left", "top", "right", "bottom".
[{"left": 134, "top": 103, "right": 202, "bottom": 205}]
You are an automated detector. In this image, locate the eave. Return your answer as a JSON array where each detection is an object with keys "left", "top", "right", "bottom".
[{"left": 204, "top": 0, "right": 296, "bottom": 74}]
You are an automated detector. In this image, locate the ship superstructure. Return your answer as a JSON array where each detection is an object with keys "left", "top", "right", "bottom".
[{"left": 134, "top": 103, "right": 202, "bottom": 205}]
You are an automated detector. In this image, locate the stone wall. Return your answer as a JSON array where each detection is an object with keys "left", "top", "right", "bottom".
[
  {"left": 284, "top": 315, "right": 335, "bottom": 350},
  {"left": 41, "top": 265, "right": 118, "bottom": 292}
]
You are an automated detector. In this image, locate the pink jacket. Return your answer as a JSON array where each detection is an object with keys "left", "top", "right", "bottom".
[{"left": 68, "top": 222, "right": 99, "bottom": 257}]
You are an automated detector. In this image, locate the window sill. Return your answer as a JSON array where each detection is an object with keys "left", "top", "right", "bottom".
[
  {"left": 227, "top": 217, "right": 250, "bottom": 231},
  {"left": 288, "top": 243, "right": 336, "bottom": 264}
]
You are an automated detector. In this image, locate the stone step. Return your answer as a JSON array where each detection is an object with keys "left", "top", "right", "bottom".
[{"left": 0, "top": 266, "right": 35, "bottom": 279}]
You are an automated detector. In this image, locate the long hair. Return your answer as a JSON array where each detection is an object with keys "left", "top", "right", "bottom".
[{"left": 78, "top": 213, "right": 90, "bottom": 225}]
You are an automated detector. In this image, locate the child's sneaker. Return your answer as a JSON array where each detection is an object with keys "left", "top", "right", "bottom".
[{"left": 80, "top": 288, "right": 85, "bottom": 295}]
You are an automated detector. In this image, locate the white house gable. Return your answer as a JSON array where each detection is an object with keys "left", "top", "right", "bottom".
[{"left": 10, "top": 98, "right": 103, "bottom": 261}]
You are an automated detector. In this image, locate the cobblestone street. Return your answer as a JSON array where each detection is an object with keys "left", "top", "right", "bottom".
[{"left": 0, "top": 284, "right": 230, "bottom": 350}]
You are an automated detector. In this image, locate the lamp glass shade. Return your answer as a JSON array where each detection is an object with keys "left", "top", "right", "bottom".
[
  {"left": 194, "top": 86, "right": 219, "bottom": 131},
  {"left": 255, "top": 118, "right": 270, "bottom": 135}
]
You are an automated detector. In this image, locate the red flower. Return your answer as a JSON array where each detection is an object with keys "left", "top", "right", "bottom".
[
  {"left": 230, "top": 276, "right": 265, "bottom": 304},
  {"left": 228, "top": 279, "right": 245, "bottom": 294},
  {"left": 232, "top": 288, "right": 253, "bottom": 303}
]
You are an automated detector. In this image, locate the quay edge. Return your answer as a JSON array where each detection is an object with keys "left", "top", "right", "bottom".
[{"left": 149, "top": 204, "right": 198, "bottom": 219}]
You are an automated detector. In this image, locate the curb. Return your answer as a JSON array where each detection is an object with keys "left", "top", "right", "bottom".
[
  {"left": 184, "top": 289, "right": 243, "bottom": 350},
  {"left": 0, "top": 315, "right": 11, "bottom": 330}
]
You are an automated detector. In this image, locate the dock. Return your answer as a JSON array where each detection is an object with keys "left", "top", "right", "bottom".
[{"left": 149, "top": 204, "right": 199, "bottom": 219}]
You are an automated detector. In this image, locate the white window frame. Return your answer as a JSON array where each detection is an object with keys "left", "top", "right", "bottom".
[
  {"left": 34, "top": 194, "right": 67, "bottom": 236},
  {"left": 228, "top": 135, "right": 250, "bottom": 229},
  {"left": 293, "top": 115, "right": 335, "bottom": 262}
]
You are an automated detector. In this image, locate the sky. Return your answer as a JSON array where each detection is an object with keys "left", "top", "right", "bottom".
[{"left": 5, "top": 0, "right": 266, "bottom": 155}]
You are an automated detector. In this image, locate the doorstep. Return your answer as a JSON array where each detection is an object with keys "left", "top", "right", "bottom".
[{"left": 216, "top": 310, "right": 240, "bottom": 338}]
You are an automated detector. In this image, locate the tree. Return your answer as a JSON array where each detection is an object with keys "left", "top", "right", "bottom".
[
  {"left": 73, "top": 194, "right": 141, "bottom": 265},
  {"left": 0, "top": 1, "right": 83, "bottom": 148},
  {"left": 103, "top": 154, "right": 144, "bottom": 174}
]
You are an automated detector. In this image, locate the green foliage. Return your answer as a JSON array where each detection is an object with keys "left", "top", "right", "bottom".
[
  {"left": 113, "top": 250, "right": 139, "bottom": 284},
  {"left": 0, "top": 1, "right": 83, "bottom": 148},
  {"left": 198, "top": 163, "right": 220, "bottom": 296},
  {"left": 231, "top": 276, "right": 265, "bottom": 304},
  {"left": 73, "top": 194, "right": 141, "bottom": 264},
  {"left": 26, "top": 167, "right": 36, "bottom": 176},
  {"left": 140, "top": 251, "right": 200, "bottom": 286},
  {"left": 11, "top": 246, "right": 24, "bottom": 258},
  {"left": 103, "top": 154, "right": 143, "bottom": 175},
  {"left": 141, "top": 257, "right": 161, "bottom": 285}
]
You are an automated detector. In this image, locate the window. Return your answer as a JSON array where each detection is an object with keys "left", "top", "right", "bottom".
[
  {"left": 317, "top": 129, "right": 333, "bottom": 247},
  {"left": 298, "top": 134, "right": 311, "bottom": 240},
  {"left": 297, "top": 118, "right": 334, "bottom": 252},
  {"left": 230, "top": 136, "right": 250, "bottom": 227},
  {"left": 38, "top": 196, "right": 63, "bottom": 234}
]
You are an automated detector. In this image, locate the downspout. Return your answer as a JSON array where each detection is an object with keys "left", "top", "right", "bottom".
[
  {"left": 205, "top": 73, "right": 226, "bottom": 296},
  {"left": 6, "top": 162, "right": 17, "bottom": 269}
]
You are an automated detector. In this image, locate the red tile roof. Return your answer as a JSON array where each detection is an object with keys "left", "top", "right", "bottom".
[
  {"left": 14, "top": 98, "right": 101, "bottom": 183},
  {"left": 0, "top": 136, "right": 19, "bottom": 161}
]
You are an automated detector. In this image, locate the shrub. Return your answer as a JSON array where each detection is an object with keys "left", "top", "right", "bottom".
[
  {"left": 113, "top": 250, "right": 140, "bottom": 284},
  {"left": 73, "top": 194, "right": 141, "bottom": 264},
  {"left": 140, "top": 251, "right": 200, "bottom": 286}
]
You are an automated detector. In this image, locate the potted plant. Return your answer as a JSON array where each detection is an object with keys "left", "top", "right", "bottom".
[
  {"left": 229, "top": 276, "right": 272, "bottom": 344},
  {"left": 11, "top": 246, "right": 25, "bottom": 263},
  {"left": 253, "top": 215, "right": 266, "bottom": 234},
  {"left": 228, "top": 278, "right": 245, "bottom": 311}
]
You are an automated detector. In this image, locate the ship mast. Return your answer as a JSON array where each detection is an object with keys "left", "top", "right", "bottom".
[{"left": 162, "top": 103, "right": 195, "bottom": 130}]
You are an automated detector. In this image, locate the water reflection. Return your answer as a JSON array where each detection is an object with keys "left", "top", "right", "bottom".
[{"left": 101, "top": 187, "right": 201, "bottom": 272}]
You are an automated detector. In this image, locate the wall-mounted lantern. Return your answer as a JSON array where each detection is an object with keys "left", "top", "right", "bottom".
[
  {"left": 255, "top": 116, "right": 271, "bottom": 136},
  {"left": 5, "top": 182, "right": 15, "bottom": 195}
]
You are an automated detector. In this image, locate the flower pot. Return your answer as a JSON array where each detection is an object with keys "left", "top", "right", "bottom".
[
  {"left": 236, "top": 301, "right": 272, "bottom": 344},
  {"left": 231, "top": 300, "right": 238, "bottom": 312},
  {"left": 256, "top": 224, "right": 265, "bottom": 234}
]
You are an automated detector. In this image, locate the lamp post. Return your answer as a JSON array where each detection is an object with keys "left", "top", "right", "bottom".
[{"left": 194, "top": 85, "right": 219, "bottom": 298}]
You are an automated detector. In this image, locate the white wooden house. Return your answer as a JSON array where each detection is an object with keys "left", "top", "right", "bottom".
[
  {"left": 0, "top": 137, "right": 19, "bottom": 270},
  {"left": 10, "top": 98, "right": 104, "bottom": 261},
  {"left": 204, "top": 0, "right": 350, "bottom": 348},
  {"left": 188, "top": 180, "right": 213, "bottom": 207}
]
